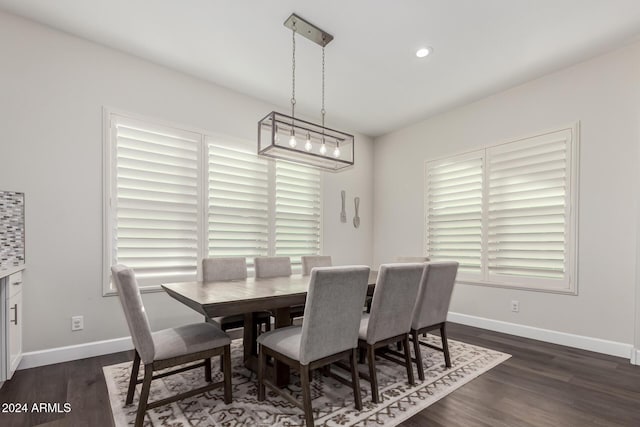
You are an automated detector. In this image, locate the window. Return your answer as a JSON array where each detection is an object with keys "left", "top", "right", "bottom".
[
  {"left": 206, "top": 137, "right": 321, "bottom": 268},
  {"left": 104, "top": 110, "right": 322, "bottom": 293},
  {"left": 424, "top": 125, "right": 579, "bottom": 293},
  {"left": 207, "top": 137, "right": 270, "bottom": 263},
  {"left": 274, "top": 161, "right": 321, "bottom": 263}
]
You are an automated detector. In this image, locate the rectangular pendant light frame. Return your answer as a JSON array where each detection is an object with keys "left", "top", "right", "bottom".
[{"left": 258, "top": 111, "right": 355, "bottom": 171}]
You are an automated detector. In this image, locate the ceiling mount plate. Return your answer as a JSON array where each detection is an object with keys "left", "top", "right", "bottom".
[{"left": 284, "top": 13, "right": 333, "bottom": 47}]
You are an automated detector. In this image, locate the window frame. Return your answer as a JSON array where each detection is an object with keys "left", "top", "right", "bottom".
[
  {"left": 103, "top": 107, "right": 323, "bottom": 295},
  {"left": 423, "top": 122, "right": 580, "bottom": 294}
]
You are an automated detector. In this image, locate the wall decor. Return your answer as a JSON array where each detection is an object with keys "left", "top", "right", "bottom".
[
  {"left": 340, "top": 190, "right": 347, "bottom": 223},
  {"left": 353, "top": 196, "right": 360, "bottom": 228}
]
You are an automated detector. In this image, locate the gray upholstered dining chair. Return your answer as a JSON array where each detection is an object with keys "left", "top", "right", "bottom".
[
  {"left": 291, "top": 255, "right": 333, "bottom": 320},
  {"left": 202, "top": 257, "right": 271, "bottom": 333},
  {"left": 257, "top": 266, "right": 370, "bottom": 427},
  {"left": 410, "top": 261, "right": 459, "bottom": 380},
  {"left": 301, "top": 255, "right": 332, "bottom": 276},
  {"left": 357, "top": 263, "right": 424, "bottom": 403},
  {"left": 203, "top": 256, "right": 248, "bottom": 281},
  {"left": 111, "top": 265, "right": 232, "bottom": 427},
  {"left": 254, "top": 256, "right": 292, "bottom": 278},
  {"left": 386, "top": 257, "right": 429, "bottom": 318}
]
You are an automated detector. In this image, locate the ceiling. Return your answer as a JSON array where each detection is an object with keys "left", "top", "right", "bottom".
[{"left": 2, "top": 0, "right": 640, "bottom": 137}]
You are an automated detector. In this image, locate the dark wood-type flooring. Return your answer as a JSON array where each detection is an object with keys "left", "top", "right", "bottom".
[{"left": 1, "top": 323, "right": 639, "bottom": 427}]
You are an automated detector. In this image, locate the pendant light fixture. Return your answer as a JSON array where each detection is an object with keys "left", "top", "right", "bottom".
[{"left": 258, "top": 14, "right": 354, "bottom": 171}]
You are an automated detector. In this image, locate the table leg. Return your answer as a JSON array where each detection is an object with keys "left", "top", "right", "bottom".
[
  {"left": 243, "top": 312, "right": 257, "bottom": 365},
  {"left": 273, "top": 307, "right": 291, "bottom": 387}
]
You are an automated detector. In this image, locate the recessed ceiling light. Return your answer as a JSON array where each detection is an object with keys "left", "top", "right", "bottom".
[{"left": 416, "top": 47, "right": 432, "bottom": 58}]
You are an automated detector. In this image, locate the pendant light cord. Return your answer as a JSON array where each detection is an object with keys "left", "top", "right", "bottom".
[
  {"left": 291, "top": 22, "right": 296, "bottom": 123},
  {"left": 321, "top": 42, "right": 326, "bottom": 129}
]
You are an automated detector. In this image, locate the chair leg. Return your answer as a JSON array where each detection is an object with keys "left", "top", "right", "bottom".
[
  {"left": 257, "top": 345, "right": 266, "bottom": 401},
  {"left": 358, "top": 347, "right": 365, "bottom": 364},
  {"left": 204, "top": 357, "right": 212, "bottom": 382},
  {"left": 220, "top": 353, "right": 224, "bottom": 372},
  {"left": 412, "top": 330, "right": 425, "bottom": 381},
  {"left": 322, "top": 364, "right": 331, "bottom": 377},
  {"left": 300, "top": 364, "right": 314, "bottom": 427},
  {"left": 223, "top": 345, "right": 232, "bottom": 404},
  {"left": 441, "top": 323, "right": 452, "bottom": 368},
  {"left": 350, "top": 348, "right": 363, "bottom": 411},
  {"left": 126, "top": 351, "right": 141, "bottom": 405},
  {"left": 134, "top": 364, "right": 153, "bottom": 427},
  {"left": 367, "top": 344, "right": 380, "bottom": 403},
  {"left": 403, "top": 334, "right": 415, "bottom": 386}
]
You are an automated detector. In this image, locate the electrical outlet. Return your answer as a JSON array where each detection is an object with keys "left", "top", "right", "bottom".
[
  {"left": 510, "top": 300, "right": 519, "bottom": 313},
  {"left": 71, "top": 315, "right": 84, "bottom": 331}
]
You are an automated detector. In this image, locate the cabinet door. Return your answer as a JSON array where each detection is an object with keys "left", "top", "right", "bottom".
[{"left": 7, "top": 281, "right": 22, "bottom": 379}]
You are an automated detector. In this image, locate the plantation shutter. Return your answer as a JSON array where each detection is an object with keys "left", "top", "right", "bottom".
[
  {"left": 274, "top": 161, "right": 321, "bottom": 268},
  {"left": 111, "top": 115, "right": 201, "bottom": 287},
  {"left": 425, "top": 151, "right": 484, "bottom": 277},
  {"left": 106, "top": 111, "right": 326, "bottom": 292},
  {"left": 486, "top": 129, "right": 572, "bottom": 285},
  {"left": 207, "top": 138, "right": 269, "bottom": 266}
]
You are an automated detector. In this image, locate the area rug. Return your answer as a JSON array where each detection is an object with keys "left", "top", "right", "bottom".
[{"left": 104, "top": 336, "right": 510, "bottom": 426}]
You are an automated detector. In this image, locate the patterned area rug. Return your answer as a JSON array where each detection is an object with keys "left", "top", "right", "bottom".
[{"left": 103, "top": 336, "right": 510, "bottom": 426}]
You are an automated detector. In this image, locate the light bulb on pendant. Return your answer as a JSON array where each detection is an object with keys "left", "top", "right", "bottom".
[
  {"left": 288, "top": 130, "right": 297, "bottom": 148},
  {"left": 304, "top": 133, "right": 312, "bottom": 151},
  {"left": 319, "top": 139, "right": 327, "bottom": 155},
  {"left": 333, "top": 141, "right": 341, "bottom": 158}
]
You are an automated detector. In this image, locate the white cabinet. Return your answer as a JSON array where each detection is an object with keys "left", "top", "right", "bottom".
[
  {"left": 0, "top": 267, "right": 24, "bottom": 385},
  {"left": 6, "top": 271, "right": 22, "bottom": 378}
]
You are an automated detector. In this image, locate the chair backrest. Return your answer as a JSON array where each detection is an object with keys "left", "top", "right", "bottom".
[
  {"left": 254, "top": 256, "right": 292, "bottom": 279},
  {"left": 299, "top": 266, "right": 370, "bottom": 365},
  {"left": 395, "top": 256, "right": 430, "bottom": 263},
  {"left": 111, "top": 265, "right": 155, "bottom": 364},
  {"left": 411, "top": 261, "right": 459, "bottom": 330},
  {"left": 301, "top": 255, "right": 332, "bottom": 276},
  {"left": 202, "top": 257, "right": 247, "bottom": 281},
  {"left": 365, "top": 263, "right": 424, "bottom": 344}
]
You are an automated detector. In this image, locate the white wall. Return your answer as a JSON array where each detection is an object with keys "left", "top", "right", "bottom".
[
  {"left": 0, "top": 11, "right": 374, "bottom": 353},
  {"left": 374, "top": 41, "right": 640, "bottom": 347}
]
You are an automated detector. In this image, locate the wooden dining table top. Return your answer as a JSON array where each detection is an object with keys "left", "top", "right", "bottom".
[
  {"left": 161, "top": 269, "right": 378, "bottom": 318},
  {"left": 162, "top": 269, "right": 378, "bottom": 387}
]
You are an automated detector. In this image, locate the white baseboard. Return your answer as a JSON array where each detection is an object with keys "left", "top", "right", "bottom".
[
  {"left": 14, "top": 315, "right": 637, "bottom": 370},
  {"left": 17, "top": 329, "right": 245, "bottom": 370},
  {"left": 448, "top": 312, "right": 633, "bottom": 360},
  {"left": 18, "top": 336, "right": 133, "bottom": 370}
]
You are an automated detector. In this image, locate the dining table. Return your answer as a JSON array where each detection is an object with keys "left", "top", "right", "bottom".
[{"left": 162, "top": 270, "right": 378, "bottom": 387}]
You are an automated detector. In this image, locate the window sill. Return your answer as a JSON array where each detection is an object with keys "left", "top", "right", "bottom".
[
  {"left": 456, "top": 279, "right": 577, "bottom": 295},
  {"left": 103, "top": 285, "right": 165, "bottom": 297}
]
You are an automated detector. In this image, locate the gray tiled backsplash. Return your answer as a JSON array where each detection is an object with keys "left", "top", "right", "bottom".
[{"left": 0, "top": 191, "right": 25, "bottom": 269}]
